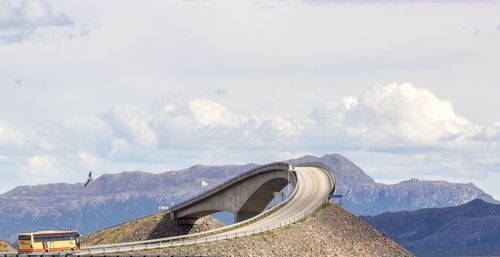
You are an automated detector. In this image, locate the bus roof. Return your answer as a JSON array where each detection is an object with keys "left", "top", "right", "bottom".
[{"left": 19, "top": 231, "right": 78, "bottom": 235}]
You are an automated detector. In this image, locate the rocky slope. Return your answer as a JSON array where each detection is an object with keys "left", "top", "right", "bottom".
[
  {"left": 0, "top": 240, "right": 15, "bottom": 252},
  {"left": 129, "top": 203, "right": 414, "bottom": 257},
  {"left": 0, "top": 153, "right": 496, "bottom": 243},
  {"left": 361, "top": 199, "right": 500, "bottom": 257},
  {"left": 83, "top": 212, "right": 224, "bottom": 246}
]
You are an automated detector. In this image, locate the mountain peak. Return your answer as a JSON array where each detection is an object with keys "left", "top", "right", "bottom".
[
  {"left": 287, "top": 153, "right": 376, "bottom": 187},
  {"left": 468, "top": 198, "right": 487, "bottom": 204},
  {"left": 459, "top": 198, "right": 496, "bottom": 210}
]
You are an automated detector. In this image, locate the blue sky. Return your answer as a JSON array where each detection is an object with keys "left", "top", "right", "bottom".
[{"left": 1, "top": 0, "right": 500, "bottom": 198}]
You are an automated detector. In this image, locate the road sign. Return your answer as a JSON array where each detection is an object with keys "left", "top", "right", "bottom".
[{"left": 331, "top": 194, "right": 344, "bottom": 206}]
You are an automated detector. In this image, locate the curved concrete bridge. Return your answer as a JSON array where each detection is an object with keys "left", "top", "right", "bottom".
[
  {"left": 171, "top": 163, "right": 299, "bottom": 224},
  {"left": 76, "top": 162, "right": 336, "bottom": 255}
]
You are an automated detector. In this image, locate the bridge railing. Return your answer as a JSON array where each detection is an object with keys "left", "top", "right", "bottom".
[{"left": 169, "top": 162, "right": 292, "bottom": 212}]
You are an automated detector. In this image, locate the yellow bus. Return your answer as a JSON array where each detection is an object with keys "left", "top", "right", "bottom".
[{"left": 18, "top": 231, "right": 81, "bottom": 253}]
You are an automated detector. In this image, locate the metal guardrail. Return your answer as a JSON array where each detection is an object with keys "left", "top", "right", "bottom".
[
  {"left": 0, "top": 253, "right": 66, "bottom": 257},
  {"left": 76, "top": 200, "right": 327, "bottom": 255},
  {"left": 0, "top": 253, "right": 209, "bottom": 257},
  {"left": 1, "top": 254, "right": 65, "bottom": 257}
]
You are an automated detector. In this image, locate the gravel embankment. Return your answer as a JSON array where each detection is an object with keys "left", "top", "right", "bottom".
[
  {"left": 83, "top": 212, "right": 224, "bottom": 246},
  {"left": 132, "top": 203, "right": 414, "bottom": 257}
]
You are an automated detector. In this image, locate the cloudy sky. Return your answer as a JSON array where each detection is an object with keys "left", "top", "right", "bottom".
[{"left": 1, "top": 0, "right": 500, "bottom": 198}]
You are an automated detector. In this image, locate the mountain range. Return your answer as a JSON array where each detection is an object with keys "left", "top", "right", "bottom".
[
  {"left": 361, "top": 199, "right": 500, "bottom": 257},
  {"left": 0, "top": 153, "right": 497, "bottom": 245}
]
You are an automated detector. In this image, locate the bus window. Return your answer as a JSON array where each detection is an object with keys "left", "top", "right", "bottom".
[
  {"left": 33, "top": 235, "right": 45, "bottom": 242},
  {"left": 18, "top": 235, "right": 31, "bottom": 241}
]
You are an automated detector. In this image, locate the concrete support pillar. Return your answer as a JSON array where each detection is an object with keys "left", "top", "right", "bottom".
[{"left": 235, "top": 212, "right": 260, "bottom": 223}]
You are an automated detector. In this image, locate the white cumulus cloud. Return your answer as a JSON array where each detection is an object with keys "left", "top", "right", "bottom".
[
  {"left": 187, "top": 99, "right": 240, "bottom": 128},
  {"left": 0, "top": 122, "right": 27, "bottom": 150},
  {"left": 1, "top": 84, "right": 500, "bottom": 197},
  {"left": 101, "top": 99, "right": 302, "bottom": 152},
  {"left": 102, "top": 105, "right": 158, "bottom": 147},
  {"left": 0, "top": 0, "right": 73, "bottom": 43},
  {"left": 362, "top": 83, "right": 479, "bottom": 143},
  {"left": 309, "top": 83, "right": 481, "bottom": 145}
]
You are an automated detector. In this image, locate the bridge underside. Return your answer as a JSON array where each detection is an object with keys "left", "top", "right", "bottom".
[
  {"left": 235, "top": 178, "right": 288, "bottom": 222},
  {"left": 172, "top": 169, "right": 296, "bottom": 224}
]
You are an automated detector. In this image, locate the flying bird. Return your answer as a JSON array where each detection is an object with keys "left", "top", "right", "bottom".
[{"left": 84, "top": 172, "right": 93, "bottom": 187}]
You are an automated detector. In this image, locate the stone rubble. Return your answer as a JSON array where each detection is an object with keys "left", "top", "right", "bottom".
[{"left": 131, "top": 203, "right": 414, "bottom": 257}]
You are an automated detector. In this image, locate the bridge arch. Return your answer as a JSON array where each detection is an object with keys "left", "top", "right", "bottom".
[{"left": 170, "top": 163, "right": 297, "bottom": 224}]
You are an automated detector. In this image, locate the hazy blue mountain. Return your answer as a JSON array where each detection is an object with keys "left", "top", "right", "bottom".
[
  {"left": 0, "top": 153, "right": 497, "bottom": 244},
  {"left": 0, "top": 164, "right": 256, "bottom": 243},
  {"left": 288, "top": 154, "right": 498, "bottom": 215},
  {"left": 361, "top": 199, "right": 500, "bottom": 257}
]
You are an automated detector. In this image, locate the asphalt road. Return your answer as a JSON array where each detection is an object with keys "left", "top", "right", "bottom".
[
  {"left": 77, "top": 165, "right": 333, "bottom": 254},
  {"left": 214, "top": 166, "right": 331, "bottom": 235}
]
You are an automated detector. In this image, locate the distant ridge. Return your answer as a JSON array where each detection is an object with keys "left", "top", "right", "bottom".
[
  {"left": 361, "top": 199, "right": 500, "bottom": 257},
  {"left": 0, "top": 153, "right": 497, "bottom": 243},
  {"left": 288, "top": 154, "right": 498, "bottom": 215}
]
